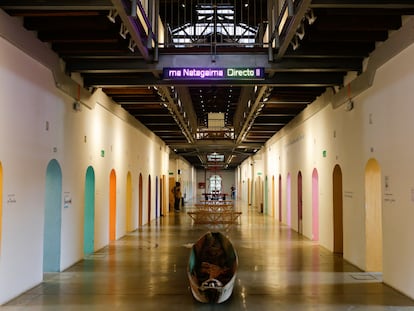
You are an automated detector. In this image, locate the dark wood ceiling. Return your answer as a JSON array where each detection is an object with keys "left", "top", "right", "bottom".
[{"left": 2, "top": 0, "right": 414, "bottom": 169}]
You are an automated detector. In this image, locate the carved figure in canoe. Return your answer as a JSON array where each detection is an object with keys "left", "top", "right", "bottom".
[{"left": 187, "top": 231, "right": 238, "bottom": 303}]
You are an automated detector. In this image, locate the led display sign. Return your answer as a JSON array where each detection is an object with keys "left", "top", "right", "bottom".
[{"left": 163, "top": 67, "right": 264, "bottom": 80}]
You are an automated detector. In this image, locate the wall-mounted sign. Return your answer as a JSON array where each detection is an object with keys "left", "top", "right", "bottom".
[
  {"left": 7, "top": 194, "right": 16, "bottom": 204},
  {"left": 64, "top": 192, "right": 72, "bottom": 208},
  {"left": 163, "top": 67, "right": 264, "bottom": 80}
]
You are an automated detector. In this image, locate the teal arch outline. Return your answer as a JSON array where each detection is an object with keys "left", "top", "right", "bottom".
[
  {"left": 43, "top": 159, "right": 62, "bottom": 272},
  {"left": 84, "top": 166, "right": 95, "bottom": 255}
]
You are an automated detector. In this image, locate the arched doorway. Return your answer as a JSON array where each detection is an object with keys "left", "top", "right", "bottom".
[
  {"left": 0, "top": 161, "right": 2, "bottom": 254},
  {"left": 44, "top": 159, "right": 62, "bottom": 272},
  {"left": 139, "top": 173, "right": 143, "bottom": 226},
  {"left": 365, "top": 158, "right": 382, "bottom": 271},
  {"left": 287, "top": 173, "right": 291, "bottom": 227},
  {"left": 264, "top": 176, "right": 268, "bottom": 214},
  {"left": 278, "top": 174, "right": 282, "bottom": 222},
  {"left": 312, "top": 168, "right": 319, "bottom": 241},
  {"left": 148, "top": 175, "right": 151, "bottom": 224},
  {"left": 84, "top": 166, "right": 95, "bottom": 255},
  {"left": 126, "top": 172, "right": 132, "bottom": 232},
  {"left": 159, "top": 176, "right": 164, "bottom": 216},
  {"left": 155, "top": 176, "right": 159, "bottom": 218},
  {"left": 169, "top": 176, "right": 175, "bottom": 212},
  {"left": 298, "top": 171, "right": 303, "bottom": 234},
  {"left": 247, "top": 178, "right": 251, "bottom": 206},
  {"left": 272, "top": 175, "right": 275, "bottom": 218},
  {"left": 333, "top": 164, "right": 343, "bottom": 254},
  {"left": 109, "top": 169, "right": 116, "bottom": 241},
  {"left": 255, "top": 176, "right": 263, "bottom": 212},
  {"left": 238, "top": 180, "right": 242, "bottom": 200}
]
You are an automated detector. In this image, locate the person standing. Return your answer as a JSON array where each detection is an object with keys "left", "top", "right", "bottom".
[
  {"left": 231, "top": 186, "right": 236, "bottom": 199},
  {"left": 173, "top": 182, "right": 182, "bottom": 212}
]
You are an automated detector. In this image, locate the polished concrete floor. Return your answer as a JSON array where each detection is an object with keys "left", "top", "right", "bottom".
[{"left": 3, "top": 205, "right": 414, "bottom": 310}]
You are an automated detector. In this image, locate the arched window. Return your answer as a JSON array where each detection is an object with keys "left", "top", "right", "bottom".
[{"left": 209, "top": 175, "right": 222, "bottom": 192}]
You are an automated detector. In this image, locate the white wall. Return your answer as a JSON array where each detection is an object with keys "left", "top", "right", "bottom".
[
  {"left": 239, "top": 32, "right": 414, "bottom": 299},
  {"left": 169, "top": 156, "right": 195, "bottom": 204},
  {"left": 195, "top": 169, "right": 236, "bottom": 202},
  {"left": 0, "top": 34, "right": 171, "bottom": 304},
  {"left": 360, "top": 43, "right": 414, "bottom": 297}
]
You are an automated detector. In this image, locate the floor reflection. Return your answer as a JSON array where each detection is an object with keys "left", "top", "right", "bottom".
[{"left": 4, "top": 204, "right": 414, "bottom": 310}]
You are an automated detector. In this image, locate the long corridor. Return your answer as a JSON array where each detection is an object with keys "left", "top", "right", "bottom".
[{"left": 3, "top": 205, "right": 414, "bottom": 311}]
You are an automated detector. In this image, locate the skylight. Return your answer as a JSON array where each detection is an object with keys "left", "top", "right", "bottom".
[{"left": 170, "top": 4, "right": 258, "bottom": 47}]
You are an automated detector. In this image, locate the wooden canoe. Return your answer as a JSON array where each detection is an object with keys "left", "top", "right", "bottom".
[{"left": 187, "top": 231, "right": 238, "bottom": 303}]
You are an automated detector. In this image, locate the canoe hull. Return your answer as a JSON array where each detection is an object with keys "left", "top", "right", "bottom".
[
  {"left": 188, "top": 271, "right": 236, "bottom": 303},
  {"left": 187, "top": 232, "right": 238, "bottom": 303}
]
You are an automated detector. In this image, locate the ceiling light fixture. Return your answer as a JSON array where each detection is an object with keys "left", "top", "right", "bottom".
[
  {"left": 128, "top": 39, "right": 136, "bottom": 52},
  {"left": 296, "top": 23, "right": 305, "bottom": 40},
  {"left": 305, "top": 9, "right": 317, "bottom": 25},
  {"left": 119, "top": 24, "right": 129, "bottom": 39},
  {"left": 291, "top": 36, "right": 300, "bottom": 50},
  {"left": 262, "top": 87, "right": 273, "bottom": 102},
  {"left": 107, "top": 9, "right": 118, "bottom": 23}
]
